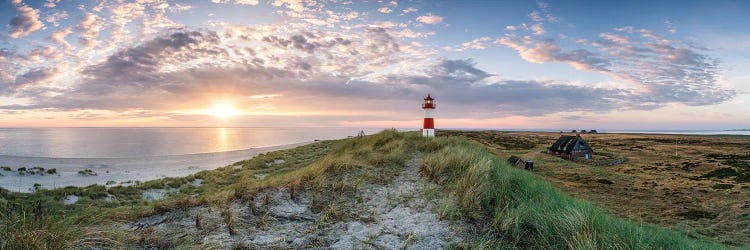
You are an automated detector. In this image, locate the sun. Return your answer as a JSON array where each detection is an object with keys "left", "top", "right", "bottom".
[{"left": 206, "top": 102, "right": 241, "bottom": 119}]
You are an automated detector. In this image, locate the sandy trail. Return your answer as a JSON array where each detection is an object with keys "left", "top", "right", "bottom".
[
  {"left": 0, "top": 142, "right": 311, "bottom": 192},
  {"left": 329, "top": 151, "right": 466, "bottom": 249},
  {"left": 129, "top": 151, "right": 467, "bottom": 249}
]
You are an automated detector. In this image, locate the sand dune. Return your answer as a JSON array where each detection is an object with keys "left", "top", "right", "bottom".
[{"left": 0, "top": 142, "right": 312, "bottom": 193}]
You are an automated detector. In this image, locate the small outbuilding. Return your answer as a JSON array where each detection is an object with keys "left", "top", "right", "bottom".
[
  {"left": 507, "top": 156, "right": 534, "bottom": 170},
  {"left": 547, "top": 134, "right": 593, "bottom": 160}
]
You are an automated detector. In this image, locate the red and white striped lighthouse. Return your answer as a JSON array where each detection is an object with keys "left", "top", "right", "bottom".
[{"left": 422, "top": 94, "right": 436, "bottom": 137}]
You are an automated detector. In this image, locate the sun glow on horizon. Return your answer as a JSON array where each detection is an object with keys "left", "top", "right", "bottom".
[{"left": 206, "top": 102, "right": 241, "bottom": 119}]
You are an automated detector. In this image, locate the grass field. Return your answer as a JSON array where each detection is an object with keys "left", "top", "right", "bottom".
[
  {"left": 441, "top": 130, "right": 750, "bottom": 246},
  {"left": 0, "top": 130, "right": 741, "bottom": 249}
]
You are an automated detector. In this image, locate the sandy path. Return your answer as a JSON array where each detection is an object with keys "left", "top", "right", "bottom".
[
  {"left": 0, "top": 142, "right": 311, "bottom": 192},
  {"left": 128, "top": 150, "right": 467, "bottom": 249},
  {"left": 330, "top": 151, "right": 467, "bottom": 249}
]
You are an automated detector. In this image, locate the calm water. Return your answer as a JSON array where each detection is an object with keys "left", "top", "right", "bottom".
[
  {"left": 0, "top": 127, "right": 387, "bottom": 158},
  {"left": 600, "top": 130, "right": 750, "bottom": 136}
]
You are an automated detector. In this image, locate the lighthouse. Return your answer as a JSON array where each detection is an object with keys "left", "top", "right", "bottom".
[{"left": 422, "top": 94, "right": 436, "bottom": 137}]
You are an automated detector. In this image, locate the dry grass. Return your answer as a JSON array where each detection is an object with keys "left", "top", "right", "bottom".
[
  {"left": 441, "top": 130, "right": 750, "bottom": 246},
  {"left": 420, "top": 134, "right": 726, "bottom": 249}
]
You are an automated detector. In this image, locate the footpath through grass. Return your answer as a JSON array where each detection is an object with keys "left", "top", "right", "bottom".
[{"left": 419, "top": 135, "right": 727, "bottom": 249}]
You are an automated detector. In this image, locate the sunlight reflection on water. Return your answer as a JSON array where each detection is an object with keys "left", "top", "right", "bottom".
[{"left": 0, "top": 127, "right": 391, "bottom": 158}]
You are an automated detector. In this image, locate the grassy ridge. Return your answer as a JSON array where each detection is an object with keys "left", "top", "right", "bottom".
[{"left": 419, "top": 136, "right": 726, "bottom": 249}]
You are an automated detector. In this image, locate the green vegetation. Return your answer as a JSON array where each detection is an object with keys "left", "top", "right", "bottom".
[
  {"left": 441, "top": 130, "right": 539, "bottom": 150},
  {"left": 77, "top": 169, "right": 97, "bottom": 176},
  {"left": 0, "top": 130, "right": 733, "bottom": 248},
  {"left": 712, "top": 183, "right": 735, "bottom": 189},
  {"left": 702, "top": 153, "right": 750, "bottom": 182},
  {"left": 419, "top": 135, "right": 725, "bottom": 249}
]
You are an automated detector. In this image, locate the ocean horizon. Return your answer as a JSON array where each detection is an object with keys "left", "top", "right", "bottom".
[
  {"left": 1, "top": 127, "right": 747, "bottom": 159},
  {"left": 0, "top": 127, "right": 391, "bottom": 158}
]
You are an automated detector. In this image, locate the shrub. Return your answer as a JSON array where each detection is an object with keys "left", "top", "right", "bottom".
[{"left": 77, "top": 169, "right": 97, "bottom": 176}]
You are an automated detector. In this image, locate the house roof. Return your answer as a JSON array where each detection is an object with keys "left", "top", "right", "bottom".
[
  {"left": 549, "top": 135, "right": 592, "bottom": 153},
  {"left": 508, "top": 155, "right": 523, "bottom": 164},
  {"left": 424, "top": 93, "right": 434, "bottom": 100}
]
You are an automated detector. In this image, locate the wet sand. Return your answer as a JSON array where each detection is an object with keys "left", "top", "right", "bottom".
[{"left": 0, "top": 142, "right": 312, "bottom": 192}]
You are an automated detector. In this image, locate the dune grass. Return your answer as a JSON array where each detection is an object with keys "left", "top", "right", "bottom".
[
  {"left": 0, "top": 129, "right": 414, "bottom": 248},
  {"left": 419, "top": 135, "right": 726, "bottom": 249},
  {"left": 0, "top": 130, "right": 733, "bottom": 249}
]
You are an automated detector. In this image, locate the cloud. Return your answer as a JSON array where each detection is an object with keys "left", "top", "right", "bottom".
[
  {"left": 2, "top": 27, "right": 621, "bottom": 118},
  {"left": 43, "top": 0, "right": 60, "bottom": 8},
  {"left": 8, "top": 3, "right": 45, "bottom": 38},
  {"left": 262, "top": 33, "right": 352, "bottom": 54},
  {"left": 599, "top": 32, "right": 631, "bottom": 44},
  {"left": 530, "top": 23, "right": 545, "bottom": 35},
  {"left": 28, "top": 46, "right": 59, "bottom": 61},
  {"left": 45, "top": 11, "right": 68, "bottom": 27},
  {"left": 497, "top": 28, "right": 733, "bottom": 107},
  {"left": 76, "top": 12, "right": 104, "bottom": 49},
  {"left": 378, "top": 7, "right": 392, "bottom": 13},
  {"left": 402, "top": 7, "right": 418, "bottom": 13},
  {"left": 664, "top": 20, "right": 677, "bottom": 34},
  {"left": 0, "top": 40, "right": 629, "bottom": 119},
  {"left": 493, "top": 1, "right": 734, "bottom": 108},
  {"left": 170, "top": 3, "right": 194, "bottom": 12},
  {"left": 272, "top": 0, "right": 306, "bottom": 13},
  {"left": 450, "top": 37, "right": 491, "bottom": 51},
  {"left": 2, "top": 67, "right": 59, "bottom": 95},
  {"left": 49, "top": 28, "right": 74, "bottom": 49},
  {"left": 211, "top": 0, "right": 259, "bottom": 5},
  {"left": 416, "top": 13, "right": 443, "bottom": 24},
  {"left": 496, "top": 37, "right": 560, "bottom": 64}
]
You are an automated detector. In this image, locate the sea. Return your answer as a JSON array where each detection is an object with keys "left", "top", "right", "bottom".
[
  {"left": 0, "top": 127, "right": 390, "bottom": 158},
  {"left": 0, "top": 127, "right": 746, "bottom": 158}
]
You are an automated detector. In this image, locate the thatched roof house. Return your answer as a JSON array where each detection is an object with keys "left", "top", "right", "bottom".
[{"left": 547, "top": 134, "right": 593, "bottom": 160}]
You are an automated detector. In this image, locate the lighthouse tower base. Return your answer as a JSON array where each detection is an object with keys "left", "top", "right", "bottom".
[{"left": 422, "top": 129, "right": 435, "bottom": 137}]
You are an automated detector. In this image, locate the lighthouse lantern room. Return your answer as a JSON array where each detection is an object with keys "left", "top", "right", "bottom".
[{"left": 422, "top": 94, "right": 436, "bottom": 137}]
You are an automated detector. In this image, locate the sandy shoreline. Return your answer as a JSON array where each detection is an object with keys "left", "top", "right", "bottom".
[{"left": 0, "top": 142, "right": 312, "bottom": 193}]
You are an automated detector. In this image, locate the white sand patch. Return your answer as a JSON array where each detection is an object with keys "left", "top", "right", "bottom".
[
  {"left": 254, "top": 173, "right": 268, "bottom": 180},
  {"left": 191, "top": 178, "right": 203, "bottom": 186},
  {"left": 264, "top": 159, "right": 286, "bottom": 167},
  {"left": 0, "top": 142, "right": 312, "bottom": 193},
  {"left": 63, "top": 195, "right": 79, "bottom": 205},
  {"left": 142, "top": 188, "right": 178, "bottom": 201}
]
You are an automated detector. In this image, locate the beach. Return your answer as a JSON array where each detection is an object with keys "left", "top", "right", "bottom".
[{"left": 0, "top": 142, "right": 311, "bottom": 192}]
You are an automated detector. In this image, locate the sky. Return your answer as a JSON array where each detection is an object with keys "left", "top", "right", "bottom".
[{"left": 0, "top": 0, "right": 748, "bottom": 129}]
